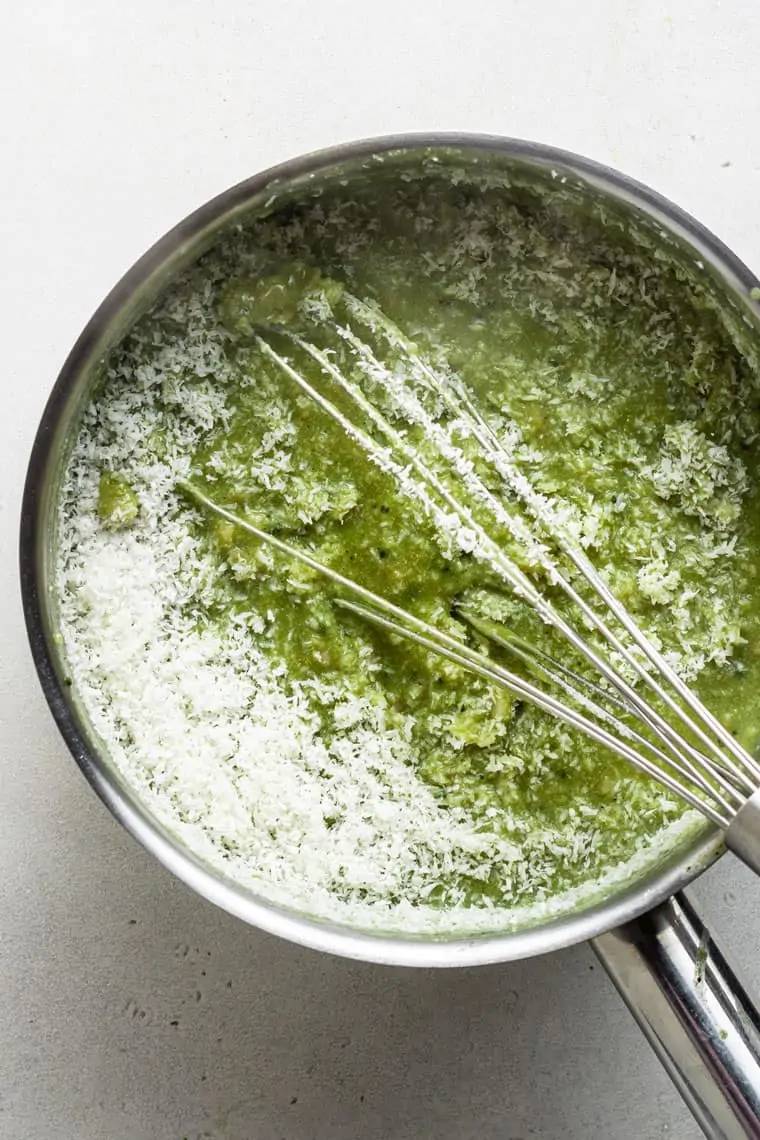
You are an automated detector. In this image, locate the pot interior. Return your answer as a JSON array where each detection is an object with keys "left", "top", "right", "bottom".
[{"left": 22, "top": 138, "right": 760, "bottom": 964}]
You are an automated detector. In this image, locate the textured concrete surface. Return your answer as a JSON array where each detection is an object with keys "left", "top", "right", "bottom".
[{"left": 3, "top": 2, "right": 760, "bottom": 1137}]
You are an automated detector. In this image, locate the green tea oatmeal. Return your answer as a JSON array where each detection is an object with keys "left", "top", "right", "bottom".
[{"left": 57, "top": 161, "right": 760, "bottom": 933}]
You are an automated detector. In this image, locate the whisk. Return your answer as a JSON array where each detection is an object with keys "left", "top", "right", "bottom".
[{"left": 180, "top": 288, "right": 760, "bottom": 877}]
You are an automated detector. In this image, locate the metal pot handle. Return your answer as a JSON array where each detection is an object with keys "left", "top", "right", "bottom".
[{"left": 592, "top": 890, "right": 760, "bottom": 1138}]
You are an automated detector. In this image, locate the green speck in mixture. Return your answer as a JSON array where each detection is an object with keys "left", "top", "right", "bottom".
[{"left": 98, "top": 471, "right": 140, "bottom": 529}]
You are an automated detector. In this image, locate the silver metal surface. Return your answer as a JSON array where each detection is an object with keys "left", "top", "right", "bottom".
[
  {"left": 593, "top": 892, "right": 760, "bottom": 1138},
  {"left": 17, "top": 133, "right": 760, "bottom": 1133},
  {"left": 727, "top": 791, "right": 760, "bottom": 878}
]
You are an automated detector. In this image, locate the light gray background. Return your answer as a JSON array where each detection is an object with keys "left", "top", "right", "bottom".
[{"left": 3, "top": 2, "right": 760, "bottom": 1137}]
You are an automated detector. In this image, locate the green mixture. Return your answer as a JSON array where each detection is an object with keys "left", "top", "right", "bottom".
[{"left": 62, "top": 159, "right": 760, "bottom": 924}]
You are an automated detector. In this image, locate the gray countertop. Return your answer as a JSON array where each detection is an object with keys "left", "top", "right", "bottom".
[{"left": 3, "top": 2, "right": 760, "bottom": 1137}]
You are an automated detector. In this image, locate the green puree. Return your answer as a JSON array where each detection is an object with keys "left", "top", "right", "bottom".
[
  {"left": 98, "top": 471, "right": 140, "bottom": 529},
  {"left": 103, "top": 166, "right": 760, "bottom": 910}
]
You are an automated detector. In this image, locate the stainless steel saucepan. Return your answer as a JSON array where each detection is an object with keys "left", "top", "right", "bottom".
[{"left": 19, "top": 134, "right": 760, "bottom": 1139}]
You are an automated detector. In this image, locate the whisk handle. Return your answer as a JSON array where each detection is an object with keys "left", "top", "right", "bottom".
[{"left": 592, "top": 890, "right": 760, "bottom": 1139}]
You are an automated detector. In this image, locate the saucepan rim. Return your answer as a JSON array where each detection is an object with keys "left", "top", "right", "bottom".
[{"left": 19, "top": 132, "right": 760, "bottom": 966}]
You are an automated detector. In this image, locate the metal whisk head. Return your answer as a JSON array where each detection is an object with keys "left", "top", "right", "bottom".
[{"left": 180, "top": 288, "right": 760, "bottom": 876}]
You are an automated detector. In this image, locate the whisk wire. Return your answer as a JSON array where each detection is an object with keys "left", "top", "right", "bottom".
[
  {"left": 458, "top": 612, "right": 738, "bottom": 814},
  {"left": 280, "top": 321, "right": 747, "bottom": 805},
  {"left": 177, "top": 477, "right": 733, "bottom": 829},
  {"left": 337, "top": 598, "right": 734, "bottom": 827},
  {"left": 341, "top": 300, "right": 760, "bottom": 800},
  {"left": 343, "top": 297, "right": 760, "bottom": 793},
  {"left": 182, "top": 294, "right": 760, "bottom": 844}
]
